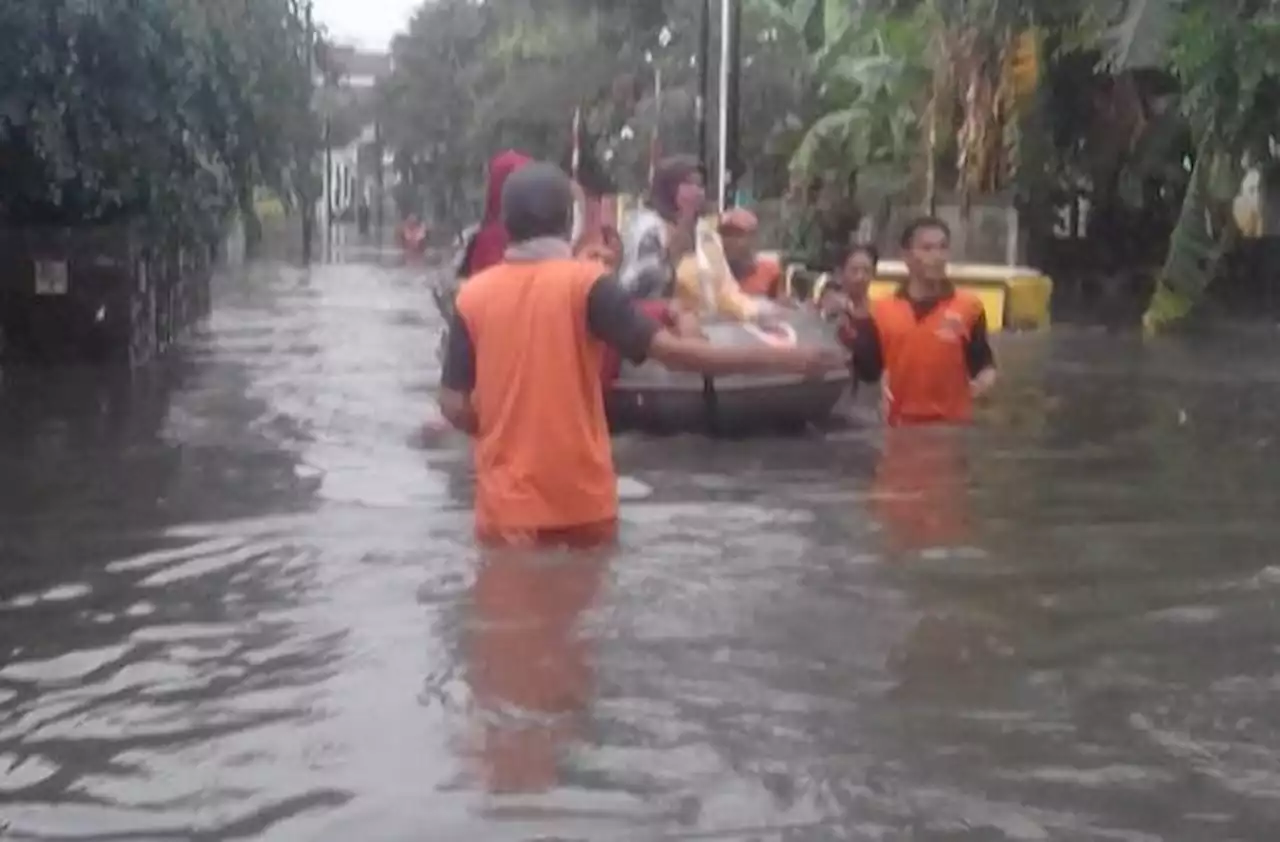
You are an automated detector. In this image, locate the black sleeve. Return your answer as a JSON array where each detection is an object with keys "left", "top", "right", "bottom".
[
  {"left": 965, "top": 311, "right": 995, "bottom": 377},
  {"left": 457, "top": 230, "right": 479, "bottom": 278},
  {"left": 586, "top": 275, "right": 660, "bottom": 364},
  {"left": 850, "top": 316, "right": 884, "bottom": 383},
  {"left": 440, "top": 314, "right": 476, "bottom": 391}
]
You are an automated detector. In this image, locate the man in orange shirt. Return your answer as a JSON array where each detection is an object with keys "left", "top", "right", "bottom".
[
  {"left": 850, "top": 217, "right": 996, "bottom": 426},
  {"left": 438, "top": 162, "right": 845, "bottom": 546},
  {"left": 719, "top": 208, "right": 784, "bottom": 299}
]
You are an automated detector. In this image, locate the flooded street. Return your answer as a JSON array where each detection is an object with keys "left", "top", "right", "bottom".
[{"left": 5, "top": 253, "right": 1280, "bottom": 841}]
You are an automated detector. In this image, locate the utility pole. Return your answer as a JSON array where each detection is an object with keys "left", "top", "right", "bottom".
[
  {"left": 324, "top": 114, "right": 332, "bottom": 236},
  {"left": 696, "top": 0, "right": 711, "bottom": 177},
  {"left": 301, "top": 0, "right": 315, "bottom": 263},
  {"left": 725, "top": 0, "right": 742, "bottom": 207},
  {"left": 374, "top": 119, "right": 384, "bottom": 237},
  {"left": 715, "top": 0, "right": 731, "bottom": 210}
]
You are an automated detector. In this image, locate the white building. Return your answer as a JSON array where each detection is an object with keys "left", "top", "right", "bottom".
[{"left": 316, "top": 46, "right": 392, "bottom": 227}]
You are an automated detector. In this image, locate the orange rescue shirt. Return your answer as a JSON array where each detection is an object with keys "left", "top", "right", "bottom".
[
  {"left": 871, "top": 291, "right": 985, "bottom": 425},
  {"left": 736, "top": 256, "right": 783, "bottom": 298},
  {"left": 872, "top": 429, "right": 971, "bottom": 552},
  {"left": 455, "top": 259, "right": 618, "bottom": 532}
]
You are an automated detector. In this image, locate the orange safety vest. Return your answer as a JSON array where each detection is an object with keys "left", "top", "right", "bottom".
[
  {"left": 468, "top": 549, "right": 606, "bottom": 792},
  {"left": 871, "top": 290, "right": 985, "bottom": 426},
  {"left": 456, "top": 259, "right": 618, "bottom": 536},
  {"left": 872, "top": 429, "right": 971, "bottom": 552},
  {"left": 736, "top": 256, "right": 783, "bottom": 298}
]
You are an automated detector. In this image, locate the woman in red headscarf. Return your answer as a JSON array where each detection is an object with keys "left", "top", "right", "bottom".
[{"left": 460, "top": 150, "right": 533, "bottom": 277}]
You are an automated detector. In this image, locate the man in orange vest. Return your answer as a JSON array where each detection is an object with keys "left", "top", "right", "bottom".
[{"left": 850, "top": 217, "right": 997, "bottom": 425}]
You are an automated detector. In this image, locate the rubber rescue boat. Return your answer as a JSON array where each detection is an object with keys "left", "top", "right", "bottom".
[{"left": 606, "top": 306, "right": 849, "bottom": 435}]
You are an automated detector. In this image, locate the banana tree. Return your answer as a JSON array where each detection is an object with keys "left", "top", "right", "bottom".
[
  {"left": 919, "top": 0, "right": 1117, "bottom": 206},
  {"left": 777, "top": 0, "right": 1111, "bottom": 211},
  {"left": 749, "top": 0, "right": 930, "bottom": 205},
  {"left": 789, "top": 12, "right": 929, "bottom": 192},
  {"left": 1142, "top": 0, "right": 1280, "bottom": 332}
]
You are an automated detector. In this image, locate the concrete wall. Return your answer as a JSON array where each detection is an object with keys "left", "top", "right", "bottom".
[{"left": 876, "top": 201, "right": 1024, "bottom": 265}]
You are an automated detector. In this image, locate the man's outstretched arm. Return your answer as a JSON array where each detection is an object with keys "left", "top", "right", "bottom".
[{"left": 585, "top": 274, "right": 845, "bottom": 377}]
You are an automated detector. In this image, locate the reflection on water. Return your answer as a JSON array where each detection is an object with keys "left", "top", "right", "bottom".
[
  {"left": 3, "top": 255, "right": 1280, "bottom": 840},
  {"left": 466, "top": 547, "right": 606, "bottom": 797}
]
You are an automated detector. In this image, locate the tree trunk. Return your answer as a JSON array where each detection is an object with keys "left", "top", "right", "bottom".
[
  {"left": 1142, "top": 131, "right": 1234, "bottom": 333},
  {"left": 238, "top": 186, "right": 263, "bottom": 257}
]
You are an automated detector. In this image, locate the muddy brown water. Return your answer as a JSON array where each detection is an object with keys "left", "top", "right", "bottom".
[{"left": 3, "top": 253, "right": 1280, "bottom": 840}]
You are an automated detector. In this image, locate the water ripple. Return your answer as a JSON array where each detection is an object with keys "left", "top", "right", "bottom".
[{"left": 2, "top": 259, "right": 1280, "bottom": 838}]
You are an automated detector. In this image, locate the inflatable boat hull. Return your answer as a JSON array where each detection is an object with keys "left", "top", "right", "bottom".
[
  {"left": 607, "top": 373, "right": 848, "bottom": 435},
  {"left": 606, "top": 312, "right": 850, "bottom": 435}
]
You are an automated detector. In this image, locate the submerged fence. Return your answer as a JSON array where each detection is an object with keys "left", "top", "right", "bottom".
[{"left": 0, "top": 225, "right": 215, "bottom": 367}]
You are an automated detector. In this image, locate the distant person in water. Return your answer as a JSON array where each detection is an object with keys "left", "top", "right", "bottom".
[
  {"left": 399, "top": 213, "right": 428, "bottom": 254},
  {"left": 438, "top": 161, "right": 846, "bottom": 546},
  {"left": 719, "top": 208, "right": 784, "bottom": 300},
  {"left": 850, "top": 217, "right": 996, "bottom": 425},
  {"left": 460, "top": 150, "right": 533, "bottom": 277}
]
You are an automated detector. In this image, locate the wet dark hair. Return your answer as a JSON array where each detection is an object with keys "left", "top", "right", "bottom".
[
  {"left": 841, "top": 242, "right": 879, "bottom": 268},
  {"left": 501, "top": 161, "right": 573, "bottom": 243},
  {"left": 649, "top": 155, "right": 702, "bottom": 221},
  {"left": 900, "top": 215, "right": 950, "bottom": 249}
]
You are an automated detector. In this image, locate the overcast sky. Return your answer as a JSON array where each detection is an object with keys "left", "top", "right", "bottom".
[{"left": 313, "top": 0, "right": 418, "bottom": 49}]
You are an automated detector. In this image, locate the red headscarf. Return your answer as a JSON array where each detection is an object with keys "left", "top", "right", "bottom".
[{"left": 464, "top": 150, "right": 533, "bottom": 276}]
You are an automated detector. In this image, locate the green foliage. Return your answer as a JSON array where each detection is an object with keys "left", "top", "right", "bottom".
[
  {"left": 376, "top": 0, "right": 1280, "bottom": 336},
  {"left": 782, "top": 5, "right": 929, "bottom": 192},
  {"left": 0, "top": 0, "right": 315, "bottom": 248},
  {"left": 1144, "top": 0, "right": 1280, "bottom": 331},
  {"left": 776, "top": 0, "right": 1113, "bottom": 207}
]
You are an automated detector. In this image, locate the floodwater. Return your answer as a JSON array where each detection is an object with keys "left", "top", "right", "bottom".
[{"left": 3, "top": 250, "right": 1280, "bottom": 841}]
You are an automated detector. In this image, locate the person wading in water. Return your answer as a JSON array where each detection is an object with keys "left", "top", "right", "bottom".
[
  {"left": 458, "top": 150, "right": 533, "bottom": 278},
  {"left": 850, "top": 216, "right": 996, "bottom": 426}
]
